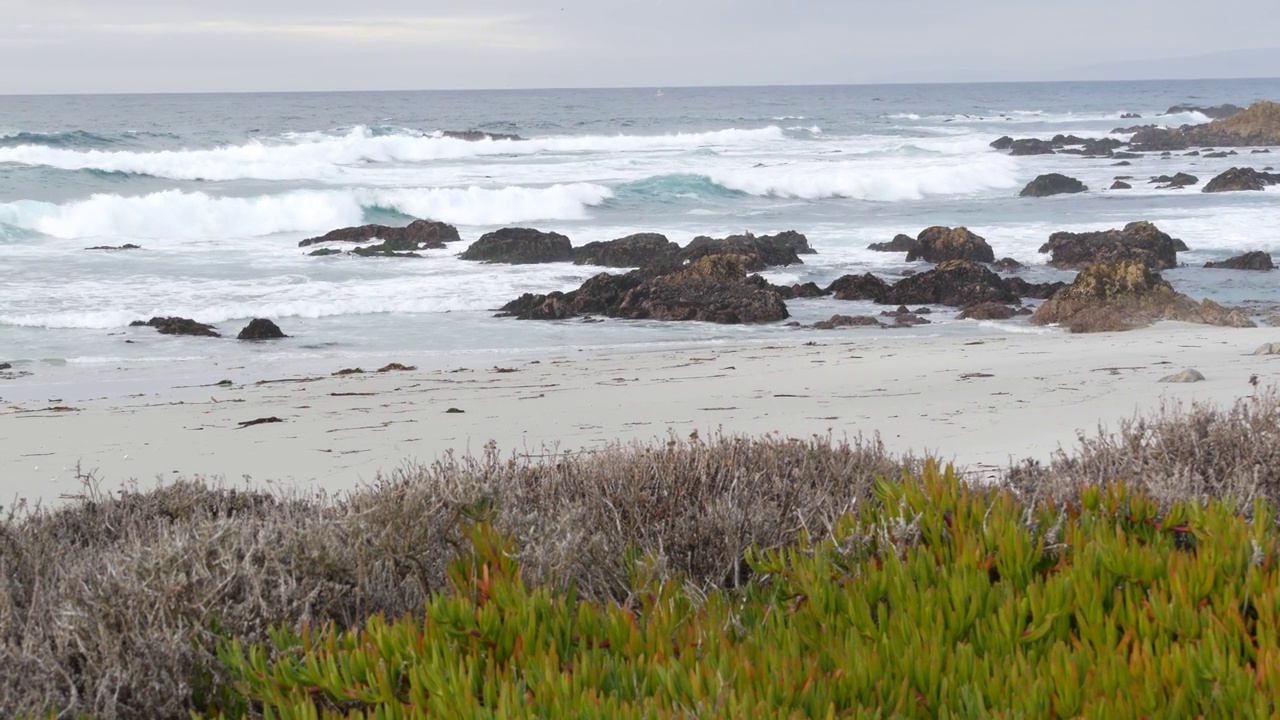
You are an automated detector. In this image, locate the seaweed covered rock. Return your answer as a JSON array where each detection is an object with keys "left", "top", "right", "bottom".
[
  {"left": 299, "top": 220, "right": 460, "bottom": 249},
  {"left": 1008, "top": 138, "right": 1056, "bottom": 156},
  {"left": 573, "top": 233, "right": 680, "bottom": 268},
  {"left": 615, "top": 254, "right": 789, "bottom": 323},
  {"left": 679, "top": 231, "right": 811, "bottom": 270},
  {"left": 460, "top": 227, "right": 574, "bottom": 264},
  {"left": 905, "top": 227, "right": 996, "bottom": 264},
  {"left": 957, "top": 302, "right": 1018, "bottom": 320},
  {"left": 1038, "top": 221, "right": 1179, "bottom": 271},
  {"left": 1150, "top": 172, "right": 1199, "bottom": 189},
  {"left": 826, "top": 273, "right": 890, "bottom": 301},
  {"left": 1029, "top": 261, "right": 1254, "bottom": 332},
  {"left": 1204, "top": 252, "right": 1275, "bottom": 270},
  {"left": 1020, "top": 173, "right": 1088, "bottom": 197},
  {"left": 881, "top": 260, "right": 1019, "bottom": 307},
  {"left": 811, "top": 314, "right": 883, "bottom": 330},
  {"left": 131, "top": 317, "right": 221, "bottom": 337},
  {"left": 1004, "top": 277, "right": 1068, "bottom": 300},
  {"left": 1202, "top": 167, "right": 1280, "bottom": 193},
  {"left": 867, "top": 234, "right": 917, "bottom": 253},
  {"left": 237, "top": 318, "right": 288, "bottom": 340}
]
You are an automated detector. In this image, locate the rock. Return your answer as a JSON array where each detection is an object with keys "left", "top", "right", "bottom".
[
  {"left": 85, "top": 243, "right": 142, "bottom": 251},
  {"left": 1038, "top": 220, "right": 1179, "bottom": 271},
  {"left": 573, "top": 233, "right": 679, "bottom": 267},
  {"left": 308, "top": 248, "right": 343, "bottom": 257},
  {"left": 299, "top": 219, "right": 460, "bottom": 249},
  {"left": 989, "top": 136, "right": 1014, "bottom": 150},
  {"left": 1164, "top": 104, "right": 1245, "bottom": 119},
  {"left": 1008, "top": 138, "right": 1056, "bottom": 156},
  {"left": 1133, "top": 102, "right": 1280, "bottom": 150},
  {"left": 1020, "top": 173, "right": 1088, "bottom": 198},
  {"left": 1252, "top": 343, "right": 1280, "bottom": 355},
  {"left": 1110, "top": 180, "right": 1132, "bottom": 190},
  {"left": 991, "top": 257, "right": 1023, "bottom": 271},
  {"left": 878, "top": 307, "right": 932, "bottom": 327},
  {"left": 132, "top": 316, "right": 220, "bottom": 337},
  {"left": 460, "top": 227, "right": 574, "bottom": 264},
  {"left": 614, "top": 254, "right": 789, "bottom": 323},
  {"left": 1121, "top": 112, "right": 1143, "bottom": 119},
  {"left": 906, "top": 226, "right": 996, "bottom": 263},
  {"left": 881, "top": 260, "right": 1019, "bottom": 307},
  {"left": 0, "top": 362, "right": 11, "bottom": 370},
  {"left": 1129, "top": 127, "right": 1190, "bottom": 152},
  {"left": 1203, "top": 151, "right": 1229, "bottom": 158},
  {"left": 1171, "top": 238, "right": 1190, "bottom": 252},
  {"left": 1160, "top": 368, "right": 1206, "bottom": 383},
  {"left": 1112, "top": 151, "right": 1143, "bottom": 159},
  {"left": 1204, "top": 251, "right": 1275, "bottom": 270},
  {"left": 1029, "top": 261, "right": 1254, "bottom": 332},
  {"left": 441, "top": 130, "right": 523, "bottom": 142},
  {"left": 1004, "top": 277, "right": 1068, "bottom": 300},
  {"left": 679, "top": 231, "right": 810, "bottom": 270},
  {"left": 957, "top": 302, "right": 1017, "bottom": 320},
  {"left": 237, "top": 318, "right": 287, "bottom": 340},
  {"left": 812, "top": 314, "right": 882, "bottom": 330},
  {"left": 867, "top": 234, "right": 917, "bottom": 253},
  {"left": 1150, "top": 172, "right": 1199, "bottom": 189},
  {"left": 1202, "top": 167, "right": 1280, "bottom": 193},
  {"left": 774, "top": 282, "right": 829, "bottom": 299},
  {"left": 826, "top": 273, "right": 890, "bottom": 301}
]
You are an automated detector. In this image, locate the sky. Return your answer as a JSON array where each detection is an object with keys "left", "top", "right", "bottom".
[{"left": 2, "top": 0, "right": 1279, "bottom": 93}]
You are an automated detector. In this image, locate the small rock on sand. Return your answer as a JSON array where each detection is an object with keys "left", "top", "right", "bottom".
[
  {"left": 1159, "top": 368, "right": 1205, "bottom": 383},
  {"left": 1253, "top": 343, "right": 1280, "bottom": 355}
]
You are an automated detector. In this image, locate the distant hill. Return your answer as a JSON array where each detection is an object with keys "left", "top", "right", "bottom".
[{"left": 1060, "top": 47, "right": 1280, "bottom": 81}]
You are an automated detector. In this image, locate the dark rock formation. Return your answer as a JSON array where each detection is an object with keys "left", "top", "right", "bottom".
[
  {"left": 237, "top": 318, "right": 287, "bottom": 340},
  {"left": 441, "top": 130, "right": 523, "bottom": 142},
  {"left": 298, "top": 219, "right": 460, "bottom": 249},
  {"left": 957, "top": 302, "right": 1017, "bottom": 320},
  {"left": 308, "top": 248, "right": 343, "bottom": 257},
  {"left": 1121, "top": 113, "right": 1142, "bottom": 119},
  {"left": 1150, "top": 172, "right": 1199, "bottom": 189},
  {"left": 460, "top": 227, "right": 574, "bottom": 264},
  {"left": 1004, "top": 277, "right": 1067, "bottom": 300},
  {"left": 881, "top": 260, "right": 1019, "bottom": 307},
  {"left": 1202, "top": 167, "right": 1280, "bottom": 193},
  {"left": 1020, "top": 173, "right": 1088, "bottom": 197},
  {"left": 772, "top": 282, "right": 829, "bottom": 299},
  {"left": 679, "top": 231, "right": 812, "bottom": 270},
  {"left": 1038, "top": 221, "right": 1179, "bottom": 271},
  {"left": 827, "top": 273, "right": 890, "bottom": 301},
  {"left": 85, "top": 243, "right": 142, "bottom": 251},
  {"left": 1131, "top": 102, "right": 1280, "bottom": 150},
  {"left": 1008, "top": 138, "right": 1056, "bottom": 156},
  {"left": 989, "top": 136, "right": 1014, "bottom": 150},
  {"left": 879, "top": 308, "right": 932, "bottom": 327},
  {"left": 1162, "top": 104, "right": 1245, "bottom": 119},
  {"left": 1029, "top": 261, "right": 1254, "bottom": 332},
  {"left": 1110, "top": 180, "right": 1132, "bottom": 190},
  {"left": 991, "top": 257, "right": 1023, "bottom": 271},
  {"left": 1204, "top": 251, "right": 1275, "bottom": 270},
  {"left": 573, "top": 233, "right": 679, "bottom": 268},
  {"left": 131, "top": 317, "right": 220, "bottom": 337},
  {"left": 906, "top": 226, "right": 996, "bottom": 264},
  {"left": 868, "top": 234, "right": 917, "bottom": 253},
  {"left": 812, "top": 314, "right": 882, "bottom": 330}
]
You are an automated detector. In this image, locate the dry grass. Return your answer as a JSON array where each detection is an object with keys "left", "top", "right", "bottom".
[
  {"left": 1007, "top": 388, "right": 1280, "bottom": 509},
  {"left": 0, "top": 432, "right": 905, "bottom": 719}
]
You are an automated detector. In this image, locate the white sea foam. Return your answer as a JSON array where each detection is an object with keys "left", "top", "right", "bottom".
[
  {"left": 705, "top": 154, "right": 1019, "bottom": 201},
  {"left": 0, "top": 184, "right": 613, "bottom": 239},
  {"left": 0, "top": 126, "right": 787, "bottom": 181}
]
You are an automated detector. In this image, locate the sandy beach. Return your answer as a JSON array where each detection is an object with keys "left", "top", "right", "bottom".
[{"left": 4, "top": 321, "right": 1279, "bottom": 507}]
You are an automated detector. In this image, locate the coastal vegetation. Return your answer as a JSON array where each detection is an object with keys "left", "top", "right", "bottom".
[{"left": 5, "top": 391, "right": 1280, "bottom": 717}]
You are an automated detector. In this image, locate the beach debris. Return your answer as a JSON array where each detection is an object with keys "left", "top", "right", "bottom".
[
  {"left": 445, "top": 407, "right": 465, "bottom": 413},
  {"left": 1204, "top": 252, "right": 1275, "bottom": 271},
  {"left": 333, "top": 368, "right": 365, "bottom": 376},
  {"left": 1252, "top": 343, "right": 1280, "bottom": 355},
  {"left": 1020, "top": 173, "right": 1088, "bottom": 198},
  {"left": 237, "top": 416, "right": 284, "bottom": 428},
  {"left": 376, "top": 363, "right": 416, "bottom": 372},
  {"left": 906, "top": 226, "right": 995, "bottom": 263},
  {"left": 236, "top": 318, "right": 288, "bottom": 340},
  {"left": 1160, "top": 369, "right": 1206, "bottom": 383},
  {"left": 130, "top": 316, "right": 221, "bottom": 337},
  {"left": 959, "top": 373, "right": 995, "bottom": 380},
  {"left": 493, "top": 367, "right": 519, "bottom": 373}
]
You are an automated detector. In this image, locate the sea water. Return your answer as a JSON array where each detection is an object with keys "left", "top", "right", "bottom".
[{"left": 2, "top": 79, "right": 1279, "bottom": 401}]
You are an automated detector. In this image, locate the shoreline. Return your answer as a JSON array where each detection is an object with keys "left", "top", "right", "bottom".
[{"left": 4, "top": 320, "right": 1278, "bottom": 508}]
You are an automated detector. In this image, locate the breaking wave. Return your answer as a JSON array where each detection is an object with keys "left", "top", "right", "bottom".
[{"left": 703, "top": 154, "right": 1019, "bottom": 201}]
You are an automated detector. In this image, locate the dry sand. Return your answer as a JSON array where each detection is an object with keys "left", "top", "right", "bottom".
[{"left": 4, "top": 321, "right": 1279, "bottom": 507}]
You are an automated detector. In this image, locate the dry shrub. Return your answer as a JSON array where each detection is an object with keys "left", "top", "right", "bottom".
[
  {"left": 1007, "top": 388, "right": 1280, "bottom": 507},
  {"left": 0, "top": 432, "right": 905, "bottom": 719}
]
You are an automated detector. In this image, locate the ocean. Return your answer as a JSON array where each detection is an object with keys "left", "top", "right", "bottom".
[{"left": 2, "top": 79, "right": 1280, "bottom": 402}]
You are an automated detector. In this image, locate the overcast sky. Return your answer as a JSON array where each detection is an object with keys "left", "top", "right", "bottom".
[{"left": 3, "top": 0, "right": 1279, "bottom": 93}]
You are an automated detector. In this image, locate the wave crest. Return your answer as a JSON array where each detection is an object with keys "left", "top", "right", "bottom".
[{"left": 704, "top": 155, "right": 1019, "bottom": 201}]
